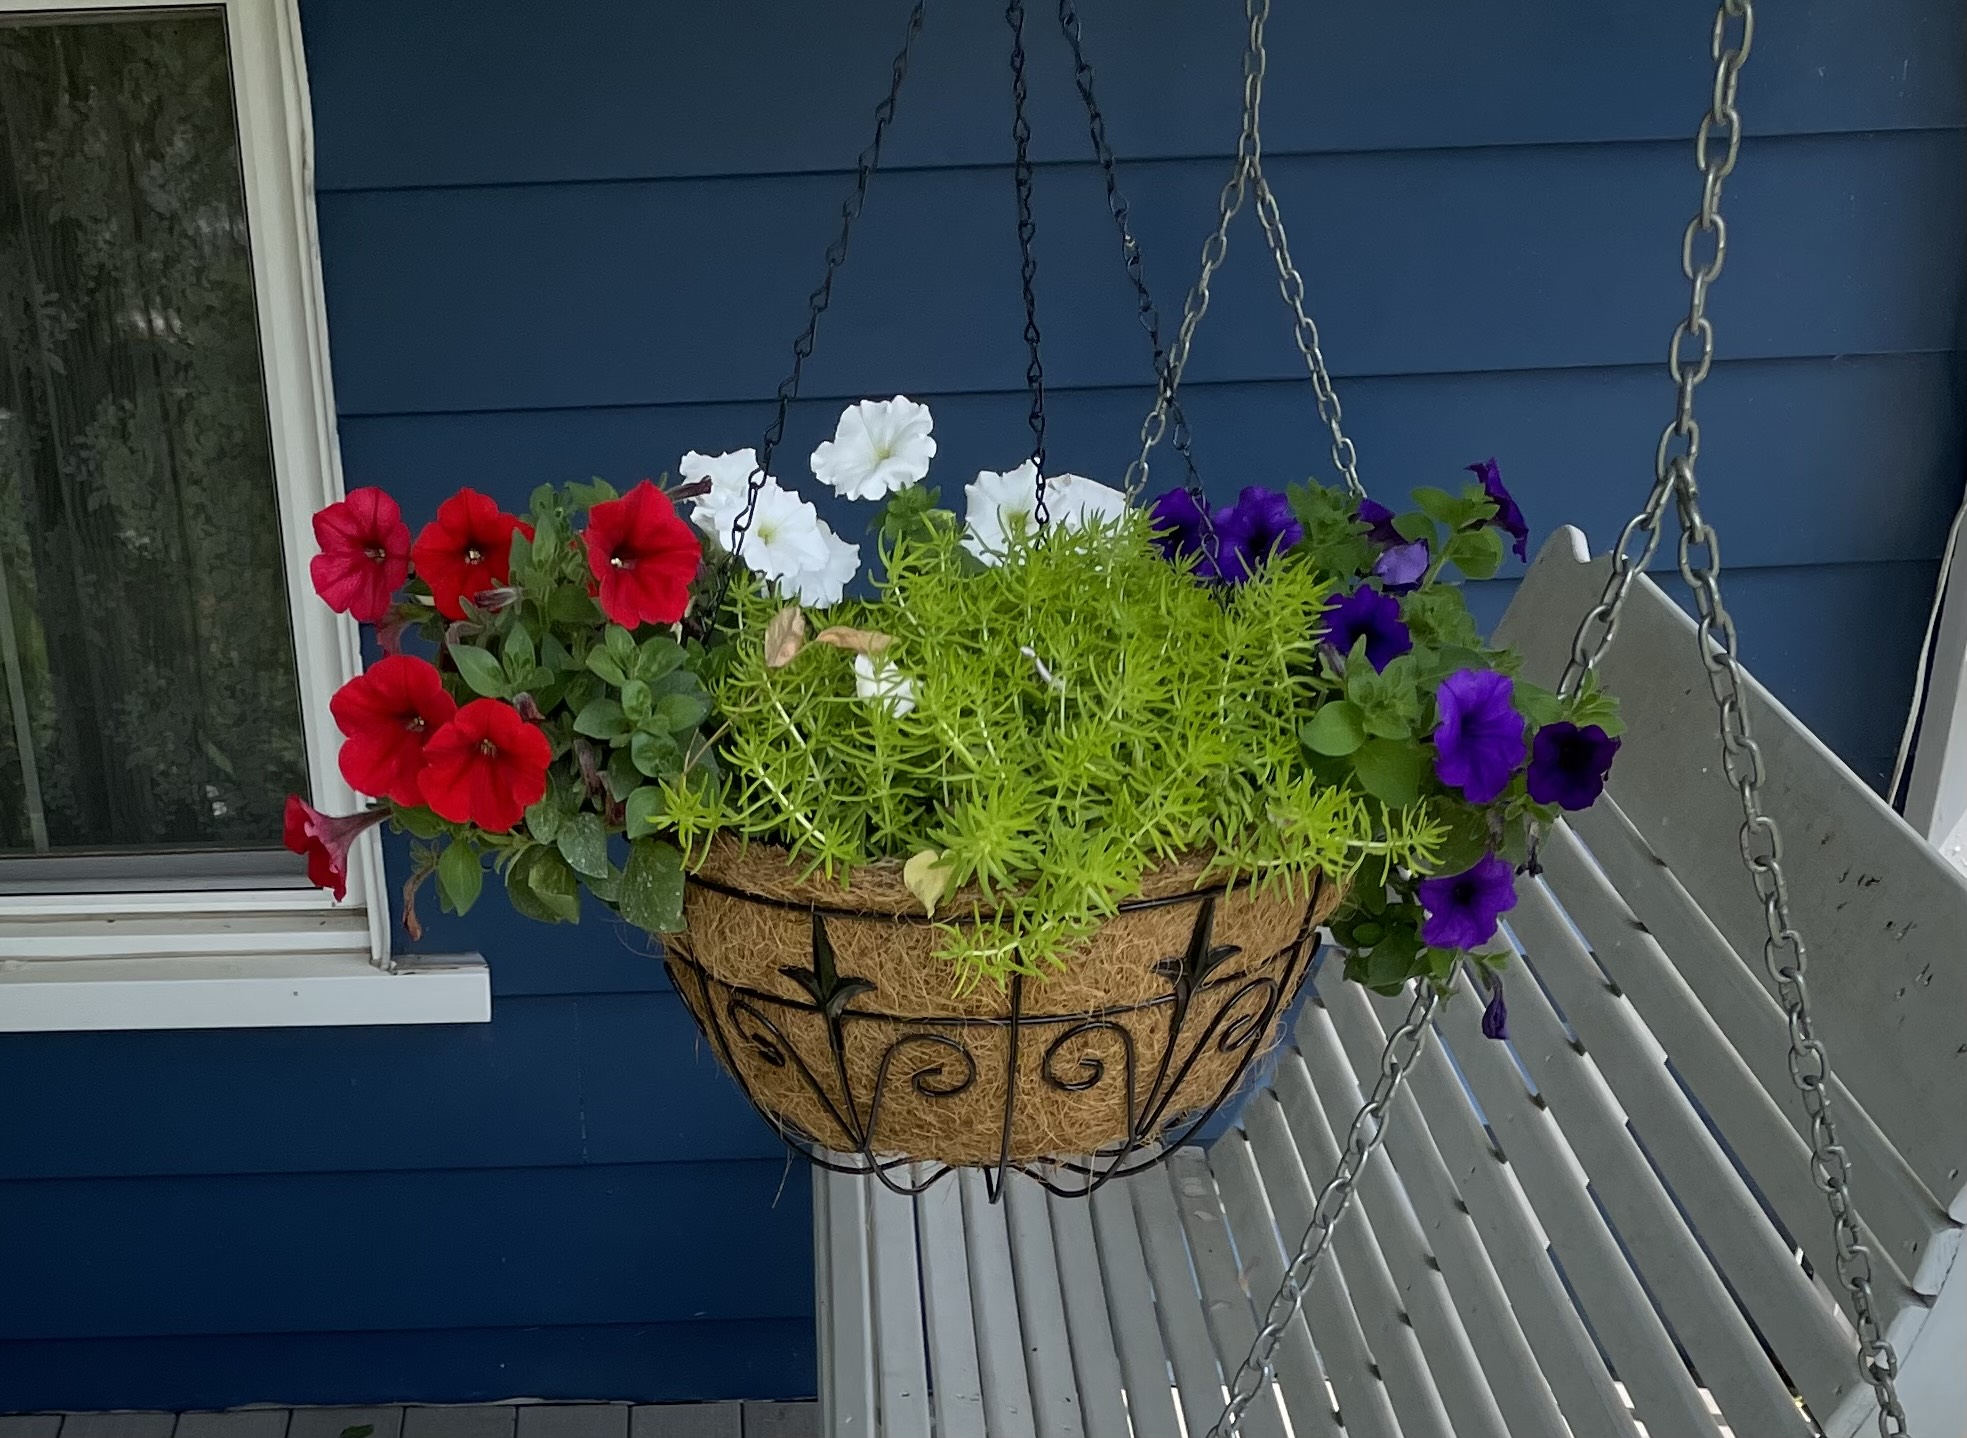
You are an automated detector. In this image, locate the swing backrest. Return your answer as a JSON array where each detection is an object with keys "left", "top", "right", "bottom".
[{"left": 816, "top": 527, "right": 1965, "bottom": 1438}]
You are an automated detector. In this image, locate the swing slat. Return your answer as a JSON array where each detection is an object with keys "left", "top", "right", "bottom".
[{"left": 816, "top": 533, "right": 1964, "bottom": 1437}]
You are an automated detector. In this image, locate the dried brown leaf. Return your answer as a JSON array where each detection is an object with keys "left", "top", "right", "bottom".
[
  {"left": 764, "top": 605, "right": 808, "bottom": 668},
  {"left": 814, "top": 626, "right": 894, "bottom": 656}
]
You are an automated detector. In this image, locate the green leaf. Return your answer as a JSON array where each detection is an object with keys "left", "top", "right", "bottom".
[
  {"left": 585, "top": 647, "right": 629, "bottom": 687},
  {"left": 624, "top": 784, "right": 666, "bottom": 838},
  {"left": 634, "top": 635, "right": 686, "bottom": 682},
  {"left": 587, "top": 864, "right": 624, "bottom": 904},
  {"left": 1446, "top": 524, "right": 1505, "bottom": 580},
  {"left": 393, "top": 806, "right": 448, "bottom": 840},
  {"left": 526, "top": 847, "right": 583, "bottom": 923},
  {"left": 1393, "top": 511, "right": 1437, "bottom": 545},
  {"left": 565, "top": 478, "right": 618, "bottom": 512},
  {"left": 507, "top": 526, "right": 533, "bottom": 580},
  {"left": 436, "top": 839, "right": 484, "bottom": 917},
  {"left": 1351, "top": 738, "right": 1427, "bottom": 807},
  {"left": 652, "top": 691, "right": 710, "bottom": 732},
  {"left": 501, "top": 848, "right": 561, "bottom": 924},
  {"left": 1412, "top": 486, "right": 1461, "bottom": 525},
  {"left": 524, "top": 795, "right": 565, "bottom": 845},
  {"left": 606, "top": 745, "right": 643, "bottom": 800},
  {"left": 503, "top": 621, "right": 537, "bottom": 681},
  {"left": 448, "top": 642, "right": 509, "bottom": 698},
  {"left": 619, "top": 837, "right": 686, "bottom": 932},
  {"left": 619, "top": 678, "right": 653, "bottom": 725},
  {"left": 605, "top": 624, "right": 636, "bottom": 662},
  {"left": 541, "top": 632, "right": 577, "bottom": 672},
  {"left": 556, "top": 811, "right": 610, "bottom": 879},
  {"left": 573, "top": 697, "right": 629, "bottom": 742},
  {"left": 631, "top": 727, "right": 681, "bottom": 778},
  {"left": 340, "top": 1426, "right": 377, "bottom": 1438},
  {"left": 1515, "top": 680, "right": 1564, "bottom": 727},
  {"left": 1301, "top": 700, "right": 1367, "bottom": 756},
  {"left": 549, "top": 587, "right": 601, "bottom": 626},
  {"left": 1400, "top": 587, "right": 1483, "bottom": 650}
]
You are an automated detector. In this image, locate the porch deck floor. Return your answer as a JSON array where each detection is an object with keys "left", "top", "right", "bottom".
[{"left": 0, "top": 1403, "right": 815, "bottom": 1438}]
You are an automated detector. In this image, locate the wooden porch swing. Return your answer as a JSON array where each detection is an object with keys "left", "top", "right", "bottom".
[{"left": 811, "top": 2, "right": 1966, "bottom": 1436}]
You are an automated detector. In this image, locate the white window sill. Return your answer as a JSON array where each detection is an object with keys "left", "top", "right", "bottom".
[{"left": 0, "top": 950, "right": 489, "bottom": 1032}]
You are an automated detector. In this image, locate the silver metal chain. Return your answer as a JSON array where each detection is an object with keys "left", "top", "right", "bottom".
[
  {"left": 1206, "top": 984, "right": 1439, "bottom": 1438},
  {"left": 1556, "top": 4, "right": 1911, "bottom": 1432},
  {"left": 1127, "top": 0, "right": 1364, "bottom": 502}
]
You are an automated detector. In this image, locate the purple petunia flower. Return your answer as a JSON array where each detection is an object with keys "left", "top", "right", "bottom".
[
  {"left": 1373, "top": 538, "right": 1430, "bottom": 592},
  {"left": 1480, "top": 970, "right": 1510, "bottom": 1040},
  {"left": 1212, "top": 486, "right": 1304, "bottom": 583},
  {"left": 1467, "top": 458, "right": 1529, "bottom": 562},
  {"left": 1357, "top": 497, "right": 1402, "bottom": 547},
  {"left": 1147, "top": 486, "right": 1236, "bottom": 580},
  {"left": 1320, "top": 587, "right": 1413, "bottom": 671},
  {"left": 1432, "top": 668, "right": 1526, "bottom": 803},
  {"left": 1417, "top": 852, "right": 1518, "bottom": 952},
  {"left": 1525, "top": 721, "right": 1621, "bottom": 811}
]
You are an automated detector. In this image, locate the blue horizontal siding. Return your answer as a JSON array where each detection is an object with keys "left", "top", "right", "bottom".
[
  {"left": 316, "top": 130, "right": 1965, "bottom": 417},
  {"left": 0, "top": 1161, "right": 811, "bottom": 1339},
  {"left": 299, "top": 0, "right": 1967, "bottom": 190},
  {"left": 337, "top": 354, "right": 1967, "bottom": 573},
  {"left": 0, "top": 1318, "right": 814, "bottom": 1411}
]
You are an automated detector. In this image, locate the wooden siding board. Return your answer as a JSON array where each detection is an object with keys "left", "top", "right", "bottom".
[
  {"left": 314, "top": 133, "right": 1965, "bottom": 415},
  {"left": 298, "top": 0, "right": 1966, "bottom": 191},
  {"left": 286, "top": 1410, "right": 405, "bottom": 1438},
  {"left": 0, "top": 1162, "right": 812, "bottom": 1340}
]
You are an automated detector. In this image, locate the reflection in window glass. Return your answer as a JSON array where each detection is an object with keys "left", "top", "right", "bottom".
[{"left": 0, "top": 8, "right": 307, "bottom": 856}]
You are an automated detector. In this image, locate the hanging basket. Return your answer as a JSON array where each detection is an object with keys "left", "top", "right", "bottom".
[{"left": 663, "top": 834, "right": 1343, "bottom": 1192}]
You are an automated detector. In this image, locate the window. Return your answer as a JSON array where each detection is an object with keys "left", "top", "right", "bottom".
[{"left": 0, "top": 0, "right": 486, "bottom": 1030}]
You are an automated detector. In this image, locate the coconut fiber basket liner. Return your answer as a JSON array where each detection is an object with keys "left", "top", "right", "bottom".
[{"left": 663, "top": 834, "right": 1344, "bottom": 1195}]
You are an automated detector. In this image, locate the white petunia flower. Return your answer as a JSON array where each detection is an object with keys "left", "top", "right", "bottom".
[
  {"left": 853, "top": 653, "right": 917, "bottom": 717},
  {"left": 784, "top": 520, "right": 861, "bottom": 607},
  {"left": 811, "top": 396, "right": 937, "bottom": 501},
  {"left": 699, "top": 478, "right": 830, "bottom": 583},
  {"left": 961, "top": 462, "right": 1129, "bottom": 563},
  {"left": 681, "top": 447, "right": 762, "bottom": 542}
]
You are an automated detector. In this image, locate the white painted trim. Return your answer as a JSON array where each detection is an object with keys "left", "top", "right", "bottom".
[
  {"left": 0, "top": 952, "right": 490, "bottom": 1032},
  {"left": 0, "top": 0, "right": 430, "bottom": 1026},
  {"left": 1903, "top": 506, "right": 1967, "bottom": 874}
]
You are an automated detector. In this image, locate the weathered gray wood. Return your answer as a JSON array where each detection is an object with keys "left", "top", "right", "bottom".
[
  {"left": 1484, "top": 922, "right": 1816, "bottom": 1437},
  {"left": 1564, "top": 799, "right": 1946, "bottom": 1292},
  {"left": 1086, "top": 1176, "right": 1184, "bottom": 1438},
  {"left": 1004, "top": 1173, "right": 1087, "bottom": 1438},
  {"left": 815, "top": 1172, "right": 875, "bottom": 1437},
  {"left": 1045, "top": 1183, "right": 1131, "bottom": 1438},
  {"left": 513, "top": 1408, "right": 626, "bottom": 1438},
  {"left": 401, "top": 1411, "right": 514, "bottom": 1438},
  {"left": 913, "top": 1168, "right": 987, "bottom": 1438},
  {"left": 628, "top": 1405, "right": 740, "bottom": 1438},
  {"left": 739, "top": 1405, "right": 818, "bottom": 1438},
  {"left": 958, "top": 1167, "right": 1039, "bottom": 1438},
  {"left": 289, "top": 1410, "right": 404, "bottom": 1438},
  {"left": 1294, "top": 999, "right": 1574, "bottom": 1438},
  {"left": 59, "top": 1419, "right": 175, "bottom": 1438},
  {"left": 1411, "top": 982, "right": 1724, "bottom": 1437},
  {"left": 1512, "top": 872, "right": 1864, "bottom": 1423},
  {"left": 1126, "top": 1163, "right": 1228, "bottom": 1437},
  {"left": 1273, "top": 1042, "right": 1513, "bottom": 1438},
  {"left": 0, "top": 1420, "right": 63, "bottom": 1438},
  {"left": 1209, "top": 1128, "right": 1352, "bottom": 1438},
  {"left": 1499, "top": 527, "right": 1967, "bottom": 1206},
  {"left": 174, "top": 1417, "right": 289, "bottom": 1438},
  {"left": 1324, "top": 981, "right": 1638, "bottom": 1438},
  {"left": 1245, "top": 1087, "right": 1454, "bottom": 1438},
  {"left": 867, "top": 1178, "right": 931, "bottom": 1436},
  {"left": 1166, "top": 1149, "right": 1292, "bottom": 1438}
]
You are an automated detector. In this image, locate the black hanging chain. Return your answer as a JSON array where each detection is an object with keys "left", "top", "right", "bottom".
[
  {"left": 1055, "top": 0, "right": 1200, "bottom": 489},
  {"left": 720, "top": 0, "right": 927, "bottom": 583},
  {"left": 1054, "top": 0, "right": 1218, "bottom": 573},
  {"left": 1005, "top": 0, "right": 1050, "bottom": 524}
]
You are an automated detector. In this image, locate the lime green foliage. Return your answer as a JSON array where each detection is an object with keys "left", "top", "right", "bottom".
[{"left": 702, "top": 513, "right": 1444, "bottom": 988}]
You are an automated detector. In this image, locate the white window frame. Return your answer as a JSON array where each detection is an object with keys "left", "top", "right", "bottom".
[{"left": 0, "top": 0, "right": 486, "bottom": 1030}]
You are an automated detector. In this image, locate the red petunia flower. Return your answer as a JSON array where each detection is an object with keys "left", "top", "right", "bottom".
[
  {"left": 310, "top": 487, "right": 412, "bottom": 623},
  {"left": 283, "top": 796, "right": 387, "bottom": 901},
  {"left": 331, "top": 654, "right": 458, "bottom": 805},
  {"left": 411, "top": 488, "right": 535, "bottom": 620},
  {"left": 583, "top": 480, "right": 702, "bottom": 627},
  {"left": 417, "top": 698, "right": 552, "bottom": 833}
]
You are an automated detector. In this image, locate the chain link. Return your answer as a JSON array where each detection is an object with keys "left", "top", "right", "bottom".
[
  {"left": 1131, "top": 0, "right": 1364, "bottom": 503},
  {"left": 1554, "top": 4, "right": 1911, "bottom": 1431},
  {"left": 1206, "top": 984, "right": 1439, "bottom": 1438},
  {"left": 1005, "top": 0, "right": 1050, "bottom": 524},
  {"left": 719, "top": 1, "right": 925, "bottom": 596}
]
